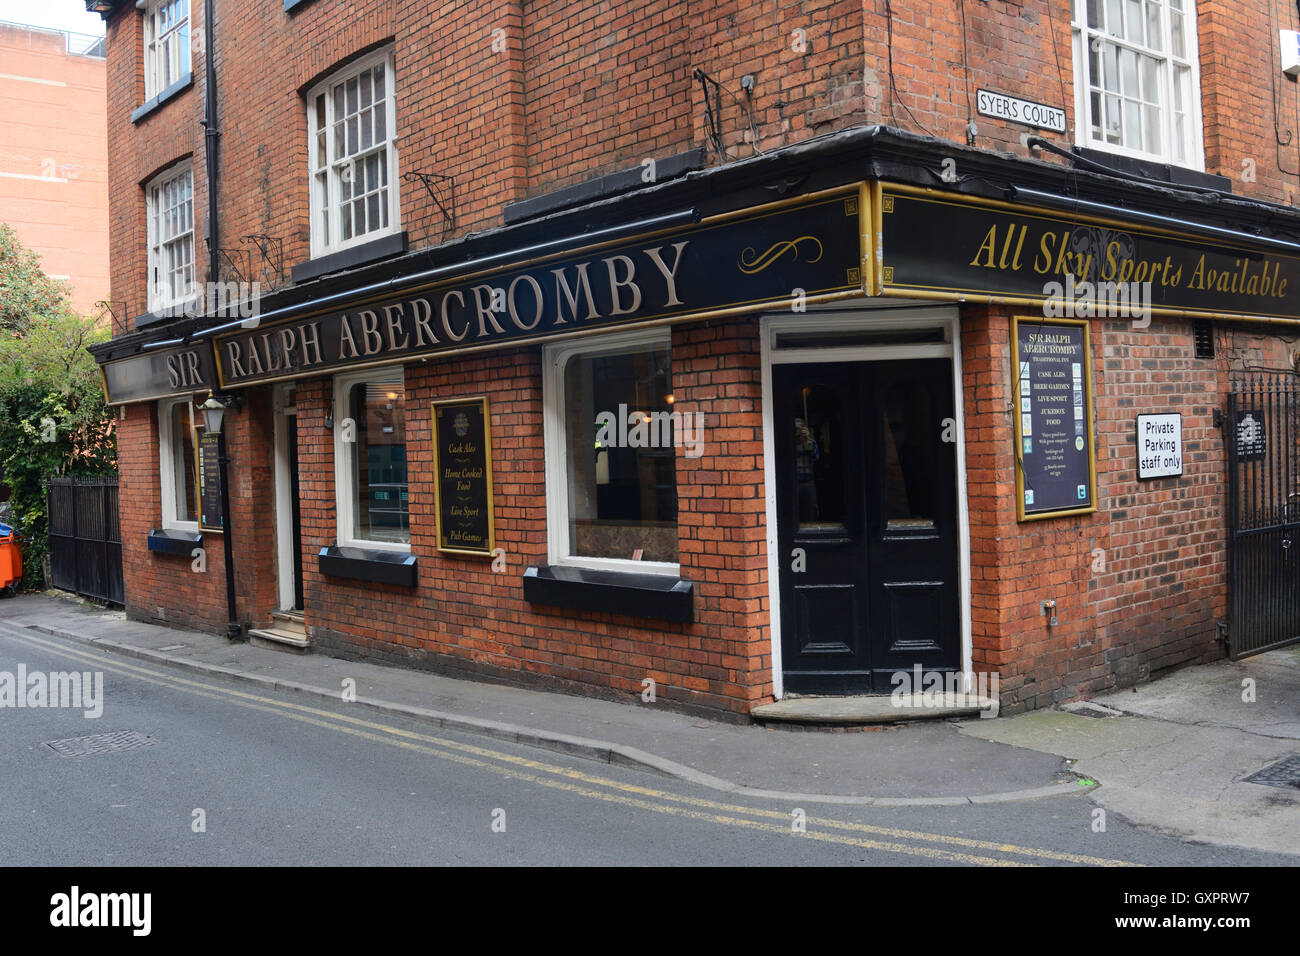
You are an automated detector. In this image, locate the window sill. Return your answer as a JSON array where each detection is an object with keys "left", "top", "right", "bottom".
[
  {"left": 292, "top": 232, "right": 407, "bottom": 285},
  {"left": 147, "top": 528, "right": 202, "bottom": 555},
  {"left": 131, "top": 73, "right": 194, "bottom": 125},
  {"left": 285, "top": 0, "right": 315, "bottom": 11},
  {"left": 318, "top": 545, "right": 417, "bottom": 587},
  {"left": 522, "top": 565, "right": 694, "bottom": 623}
]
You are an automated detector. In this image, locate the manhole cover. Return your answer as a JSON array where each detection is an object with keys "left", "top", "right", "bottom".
[
  {"left": 1243, "top": 754, "right": 1300, "bottom": 790},
  {"left": 45, "top": 731, "right": 157, "bottom": 758}
]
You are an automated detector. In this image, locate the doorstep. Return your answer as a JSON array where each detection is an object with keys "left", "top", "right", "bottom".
[
  {"left": 752, "top": 693, "right": 990, "bottom": 725},
  {"left": 248, "top": 610, "right": 309, "bottom": 654}
]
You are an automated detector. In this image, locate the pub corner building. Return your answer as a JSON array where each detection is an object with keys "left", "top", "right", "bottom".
[{"left": 89, "top": 6, "right": 1300, "bottom": 723}]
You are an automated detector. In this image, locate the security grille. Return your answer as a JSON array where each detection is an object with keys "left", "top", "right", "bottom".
[{"left": 1226, "top": 371, "right": 1300, "bottom": 658}]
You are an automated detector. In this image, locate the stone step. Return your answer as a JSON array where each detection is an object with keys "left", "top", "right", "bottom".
[
  {"left": 751, "top": 693, "right": 993, "bottom": 725},
  {"left": 271, "top": 610, "right": 305, "bottom": 631},
  {"left": 248, "top": 626, "right": 310, "bottom": 654}
]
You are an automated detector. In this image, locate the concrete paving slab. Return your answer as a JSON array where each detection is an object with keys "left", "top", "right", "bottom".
[
  {"left": 957, "top": 710, "right": 1300, "bottom": 856},
  {"left": 1090, "top": 645, "right": 1300, "bottom": 740}
]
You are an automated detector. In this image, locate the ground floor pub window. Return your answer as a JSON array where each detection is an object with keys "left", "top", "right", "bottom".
[
  {"left": 545, "top": 330, "right": 678, "bottom": 571},
  {"left": 333, "top": 369, "right": 409, "bottom": 548},
  {"left": 158, "top": 395, "right": 199, "bottom": 531}
]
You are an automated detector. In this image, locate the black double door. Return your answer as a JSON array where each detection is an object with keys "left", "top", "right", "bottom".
[{"left": 774, "top": 359, "right": 960, "bottom": 693}]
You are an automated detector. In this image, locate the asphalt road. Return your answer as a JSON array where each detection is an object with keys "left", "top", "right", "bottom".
[{"left": 0, "top": 625, "right": 1294, "bottom": 867}]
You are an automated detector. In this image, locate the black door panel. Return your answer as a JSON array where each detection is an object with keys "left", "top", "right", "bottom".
[{"left": 775, "top": 359, "right": 960, "bottom": 693}]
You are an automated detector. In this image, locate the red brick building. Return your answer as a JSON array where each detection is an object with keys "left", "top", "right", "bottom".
[
  {"left": 89, "top": 0, "right": 1300, "bottom": 719},
  {"left": 0, "top": 21, "right": 109, "bottom": 317}
]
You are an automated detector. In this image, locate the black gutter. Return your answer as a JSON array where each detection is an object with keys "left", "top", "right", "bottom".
[{"left": 1009, "top": 187, "right": 1300, "bottom": 256}]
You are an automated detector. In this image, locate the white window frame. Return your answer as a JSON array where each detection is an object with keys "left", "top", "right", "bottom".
[
  {"left": 159, "top": 395, "right": 199, "bottom": 533},
  {"left": 143, "top": 0, "right": 192, "bottom": 100},
  {"left": 306, "top": 47, "right": 401, "bottom": 259},
  {"left": 332, "top": 367, "right": 410, "bottom": 552},
  {"left": 542, "top": 328, "right": 680, "bottom": 577},
  {"left": 1070, "top": 0, "right": 1204, "bottom": 170},
  {"left": 145, "top": 161, "right": 195, "bottom": 316}
]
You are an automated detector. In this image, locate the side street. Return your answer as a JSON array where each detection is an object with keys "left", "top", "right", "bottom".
[{"left": 1, "top": 589, "right": 1295, "bottom": 864}]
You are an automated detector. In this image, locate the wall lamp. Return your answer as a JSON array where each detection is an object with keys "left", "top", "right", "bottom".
[{"left": 199, "top": 391, "right": 245, "bottom": 435}]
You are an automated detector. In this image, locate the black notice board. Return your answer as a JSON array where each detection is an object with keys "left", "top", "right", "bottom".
[
  {"left": 196, "top": 428, "right": 225, "bottom": 533},
  {"left": 1012, "top": 317, "right": 1097, "bottom": 521},
  {"left": 431, "top": 397, "right": 495, "bottom": 556}
]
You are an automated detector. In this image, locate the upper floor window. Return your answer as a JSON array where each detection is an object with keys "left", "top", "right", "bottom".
[
  {"left": 146, "top": 162, "right": 195, "bottom": 315},
  {"left": 144, "top": 0, "right": 191, "bottom": 99},
  {"left": 1071, "top": 0, "right": 1202, "bottom": 169},
  {"left": 307, "top": 48, "right": 400, "bottom": 258}
]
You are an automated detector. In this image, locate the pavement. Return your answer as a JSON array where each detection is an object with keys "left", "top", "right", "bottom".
[
  {"left": 957, "top": 647, "right": 1300, "bottom": 856},
  {"left": 2, "top": 590, "right": 1299, "bottom": 856},
  {"left": 1, "top": 592, "right": 1077, "bottom": 807}
]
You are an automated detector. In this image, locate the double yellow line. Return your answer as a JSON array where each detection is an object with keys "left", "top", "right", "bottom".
[{"left": 0, "top": 625, "right": 1137, "bottom": 866}]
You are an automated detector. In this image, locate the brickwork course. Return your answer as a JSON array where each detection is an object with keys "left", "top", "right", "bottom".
[{"left": 94, "top": 0, "right": 1300, "bottom": 718}]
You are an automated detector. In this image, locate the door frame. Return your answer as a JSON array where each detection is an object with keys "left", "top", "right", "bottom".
[
  {"left": 760, "top": 301, "right": 972, "bottom": 698},
  {"left": 272, "top": 383, "right": 299, "bottom": 611}
]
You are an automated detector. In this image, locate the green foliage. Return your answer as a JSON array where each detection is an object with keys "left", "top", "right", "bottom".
[
  {"left": 0, "top": 224, "right": 116, "bottom": 588},
  {"left": 0, "top": 222, "right": 72, "bottom": 335}
]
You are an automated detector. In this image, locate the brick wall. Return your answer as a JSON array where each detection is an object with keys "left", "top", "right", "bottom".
[
  {"left": 285, "top": 315, "right": 768, "bottom": 717},
  {"left": 103, "top": 2, "right": 1300, "bottom": 329},
  {"left": 962, "top": 305, "right": 1296, "bottom": 713},
  {"left": 0, "top": 23, "right": 109, "bottom": 316},
  {"left": 101, "top": 1, "right": 1300, "bottom": 714},
  {"left": 119, "top": 390, "right": 279, "bottom": 636}
]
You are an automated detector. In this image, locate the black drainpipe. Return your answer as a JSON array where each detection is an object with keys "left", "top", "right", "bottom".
[
  {"left": 200, "top": 0, "right": 219, "bottom": 284},
  {"left": 198, "top": 1, "right": 240, "bottom": 641}
]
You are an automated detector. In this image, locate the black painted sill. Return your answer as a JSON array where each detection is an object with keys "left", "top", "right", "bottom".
[
  {"left": 522, "top": 565, "right": 694, "bottom": 623},
  {"left": 319, "top": 545, "right": 417, "bottom": 587},
  {"left": 291, "top": 232, "right": 408, "bottom": 285},
  {"left": 131, "top": 73, "right": 194, "bottom": 124},
  {"left": 148, "top": 528, "right": 202, "bottom": 556}
]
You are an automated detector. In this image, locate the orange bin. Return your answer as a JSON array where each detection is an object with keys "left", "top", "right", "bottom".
[{"left": 0, "top": 522, "right": 21, "bottom": 595}]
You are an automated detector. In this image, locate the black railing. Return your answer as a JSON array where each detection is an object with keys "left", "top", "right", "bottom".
[
  {"left": 47, "top": 476, "right": 123, "bottom": 605},
  {"left": 1226, "top": 371, "right": 1300, "bottom": 658}
]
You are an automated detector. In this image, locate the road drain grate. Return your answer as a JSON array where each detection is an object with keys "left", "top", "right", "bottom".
[
  {"left": 45, "top": 731, "right": 157, "bottom": 758},
  {"left": 1243, "top": 754, "right": 1300, "bottom": 790}
]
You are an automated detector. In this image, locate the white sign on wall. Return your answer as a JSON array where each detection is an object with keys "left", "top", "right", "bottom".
[
  {"left": 1137, "top": 413, "right": 1183, "bottom": 479},
  {"left": 975, "top": 89, "right": 1067, "bottom": 133}
]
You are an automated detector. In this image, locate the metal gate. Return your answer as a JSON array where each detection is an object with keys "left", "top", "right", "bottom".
[
  {"left": 1226, "top": 371, "right": 1300, "bottom": 658},
  {"left": 47, "top": 476, "right": 124, "bottom": 605}
]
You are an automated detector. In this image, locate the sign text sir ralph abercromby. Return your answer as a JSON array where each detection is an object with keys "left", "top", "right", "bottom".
[{"left": 214, "top": 192, "right": 864, "bottom": 387}]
